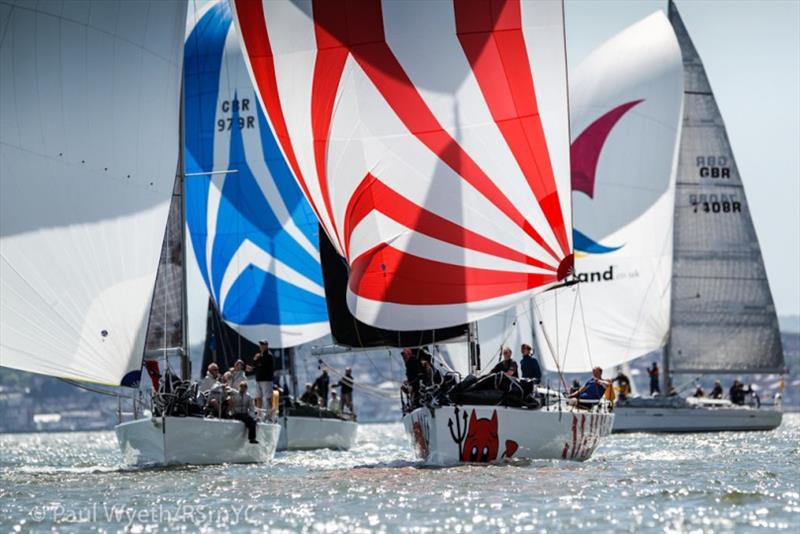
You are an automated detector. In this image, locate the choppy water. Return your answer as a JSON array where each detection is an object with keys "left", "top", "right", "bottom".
[{"left": 1, "top": 414, "right": 798, "bottom": 533}]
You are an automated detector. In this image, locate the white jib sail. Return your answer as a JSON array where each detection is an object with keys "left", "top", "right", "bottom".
[
  {"left": 0, "top": 1, "right": 187, "bottom": 386},
  {"left": 535, "top": 12, "right": 683, "bottom": 373}
]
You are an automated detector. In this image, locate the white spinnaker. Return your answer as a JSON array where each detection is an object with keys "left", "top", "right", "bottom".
[
  {"left": 233, "top": 0, "right": 573, "bottom": 331},
  {"left": 0, "top": 1, "right": 186, "bottom": 385},
  {"left": 534, "top": 12, "right": 683, "bottom": 373}
]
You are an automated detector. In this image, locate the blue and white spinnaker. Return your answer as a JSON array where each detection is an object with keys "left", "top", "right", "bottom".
[{"left": 184, "top": 1, "right": 329, "bottom": 348}]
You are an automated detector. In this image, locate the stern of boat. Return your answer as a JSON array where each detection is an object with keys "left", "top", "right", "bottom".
[
  {"left": 115, "top": 416, "right": 280, "bottom": 466},
  {"left": 402, "top": 405, "right": 614, "bottom": 466}
]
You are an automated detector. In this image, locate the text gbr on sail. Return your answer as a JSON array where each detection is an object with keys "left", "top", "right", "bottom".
[
  {"left": 217, "top": 98, "right": 255, "bottom": 132},
  {"left": 696, "top": 155, "right": 730, "bottom": 178}
]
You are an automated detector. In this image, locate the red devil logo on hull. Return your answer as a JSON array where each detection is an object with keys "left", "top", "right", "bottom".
[{"left": 449, "top": 408, "right": 518, "bottom": 463}]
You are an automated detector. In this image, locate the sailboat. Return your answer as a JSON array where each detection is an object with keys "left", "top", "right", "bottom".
[
  {"left": 232, "top": 0, "right": 614, "bottom": 465},
  {"left": 536, "top": 4, "right": 784, "bottom": 433},
  {"left": 184, "top": 0, "right": 356, "bottom": 452},
  {"left": 0, "top": 0, "right": 280, "bottom": 466}
]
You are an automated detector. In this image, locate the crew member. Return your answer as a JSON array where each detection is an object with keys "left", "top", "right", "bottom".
[
  {"left": 252, "top": 340, "right": 274, "bottom": 413},
  {"left": 569, "top": 367, "right": 610, "bottom": 406},
  {"left": 334, "top": 368, "right": 355, "bottom": 414},
  {"left": 490, "top": 347, "right": 519, "bottom": 378},
  {"left": 230, "top": 382, "right": 259, "bottom": 444},
  {"left": 648, "top": 362, "right": 661, "bottom": 396},
  {"left": 519, "top": 344, "right": 542, "bottom": 382}
]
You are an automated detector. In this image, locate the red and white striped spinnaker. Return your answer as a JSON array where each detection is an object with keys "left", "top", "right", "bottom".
[{"left": 232, "top": 0, "right": 572, "bottom": 330}]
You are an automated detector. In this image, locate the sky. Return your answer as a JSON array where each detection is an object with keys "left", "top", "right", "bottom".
[{"left": 564, "top": 0, "right": 800, "bottom": 319}]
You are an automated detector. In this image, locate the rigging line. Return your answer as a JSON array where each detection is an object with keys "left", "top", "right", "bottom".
[
  {"left": 60, "top": 379, "right": 134, "bottom": 400},
  {"left": 555, "top": 289, "right": 560, "bottom": 369},
  {"left": 319, "top": 358, "right": 396, "bottom": 395},
  {"left": 559, "top": 287, "right": 581, "bottom": 373},
  {"left": 319, "top": 360, "right": 397, "bottom": 399},
  {"left": 433, "top": 345, "right": 457, "bottom": 375},
  {"left": 577, "top": 285, "right": 595, "bottom": 371},
  {"left": 532, "top": 296, "right": 568, "bottom": 392},
  {"left": 363, "top": 350, "right": 402, "bottom": 385}
]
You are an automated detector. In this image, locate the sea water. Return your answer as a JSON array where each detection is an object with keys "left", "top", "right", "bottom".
[{"left": 1, "top": 414, "right": 798, "bottom": 532}]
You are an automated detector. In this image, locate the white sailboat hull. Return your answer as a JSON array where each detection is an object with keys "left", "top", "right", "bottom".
[
  {"left": 115, "top": 417, "right": 280, "bottom": 466},
  {"left": 402, "top": 405, "right": 614, "bottom": 466},
  {"left": 613, "top": 404, "right": 782, "bottom": 433},
  {"left": 276, "top": 416, "right": 358, "bottom": 451}
]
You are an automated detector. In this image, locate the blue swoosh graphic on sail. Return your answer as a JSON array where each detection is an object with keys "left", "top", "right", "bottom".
[
  {"left": 573, "top": 228, "right": 623, "bottom": 255},
  {"left": 184, "top": 2, "right": 328, "bottom": 347}
]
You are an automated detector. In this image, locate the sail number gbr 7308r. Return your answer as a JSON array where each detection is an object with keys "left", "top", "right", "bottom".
[
  {"left": 690, "top": 193, "right": 742, "bottom": 214},
  {"left": 690, "top": 155, "right": 741, "bottom": 214}
]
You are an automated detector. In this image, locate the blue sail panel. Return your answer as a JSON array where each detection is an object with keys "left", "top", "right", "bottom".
[{"left": 184, "top": 1, "right": 329, "bottom": 347}]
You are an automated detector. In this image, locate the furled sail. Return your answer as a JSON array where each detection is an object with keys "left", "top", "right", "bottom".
[
  {"left": 184, "top": 1, "right": 329, "bottom": 348},
  {"left": 144, "top": 176, "right": 185, "bottom": 358},
  {"left": 232, "top": 0, "right": 573, "bottom": 331},
  {"left": 666, "top": 1, "right": 784, "bottom": 374},
  {"left": 0, "top": 0, "right": 186, "bottom": 386},
  {"left": 534, "top": 12, "right": 683, "bottom": 373},
  {"left": 200, "top": 298, "right": 259, "bottom": 374}
]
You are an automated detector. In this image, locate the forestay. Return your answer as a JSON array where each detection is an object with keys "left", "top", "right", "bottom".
[
  {"left": 233, "top": 0, "right": 573, "bottom": 331},
  {"left": 534, "top": 12, "right": 683, "bottom": 373},
  {"left": 185, "top": 1, "right": 329, "bottom": 348},
  {"left": 0, "top": 1, "right": 186, "bottom": 386},
  {"left": 477, "top": 302, "right": 536, "bottom": 372},
  {"left": 666, "top": 1, "right": 784, "bottom": 374}
]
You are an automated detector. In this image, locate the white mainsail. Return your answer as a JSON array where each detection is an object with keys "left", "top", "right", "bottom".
[
  {"left": 535, "top": 12, "right": 684, "bottom": 373},
  {"left": 666, "top": 1, "right": 784, "bottom": 374},
  {"left": 0, "top": 1, "right": 187, "bottom": 386}
]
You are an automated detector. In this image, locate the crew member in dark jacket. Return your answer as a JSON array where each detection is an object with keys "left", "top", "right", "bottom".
[
  {"left": 300, "top": 383, "right": 319, "bottom": 406},
  {"left": 648, "top": 362, "right": 661, "bottom": 396},
  {"left": 334, "top": 368, "right": 355, "bottom": 414},
  {"left": 252, "top": 340, "right": 274, "bottom": 413},
  {"left": 401, "top": 348, "right": 423, "bottom": 409},
  {"left": 519, "top": 344, "right": 542, "bottom": 382},
  {"left": 490, "top": 347, "right": 519, "bottom": 378},
  {"left": 313, "top": 369, "right": 330, "bottom": 406}
]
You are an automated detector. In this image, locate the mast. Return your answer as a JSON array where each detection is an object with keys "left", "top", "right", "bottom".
[
  {"left": 468, "top": 322, "right": 480, "bottom": 375},
  {"left": 179, "top": 74, "right": 190, "bottom": 381},
  {"left": 288, "top": 348, "right": 299, "bottom": 399}
]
